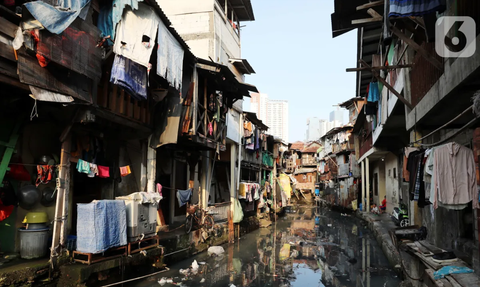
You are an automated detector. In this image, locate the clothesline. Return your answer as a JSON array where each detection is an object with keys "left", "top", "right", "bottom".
[{"left": 8, "top": 163, "right": 69, "bottom": 167}]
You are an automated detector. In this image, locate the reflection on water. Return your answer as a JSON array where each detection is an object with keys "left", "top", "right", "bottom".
[{"left": 131, "top": 206, "right": 400, "bottom": 287}]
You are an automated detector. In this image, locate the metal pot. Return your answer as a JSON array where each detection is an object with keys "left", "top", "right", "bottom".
[{"left": 18, "top": 185, "right": 40, "bottom": 210}]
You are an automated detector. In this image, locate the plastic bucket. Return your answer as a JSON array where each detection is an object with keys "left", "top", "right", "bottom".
[{"left": 18, "top": 227, "right": 50, "bottom": 259}]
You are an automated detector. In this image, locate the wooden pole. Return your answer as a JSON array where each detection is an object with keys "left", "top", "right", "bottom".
[{"left": 50, "top": 134, "right": 71, "bottom": 268}]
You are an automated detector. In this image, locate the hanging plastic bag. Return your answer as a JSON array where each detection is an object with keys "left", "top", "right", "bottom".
[{"left": 233, "top": 198, "right": 244, "bottom": 223}]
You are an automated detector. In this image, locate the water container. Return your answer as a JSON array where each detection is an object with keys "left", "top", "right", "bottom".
[{"left": 18, "top": 227, "right": 50, "bottom": 259}]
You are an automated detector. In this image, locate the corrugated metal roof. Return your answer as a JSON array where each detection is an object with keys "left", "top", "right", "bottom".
[
  {"left": 290, "top": 141, "right": 305, "bottom": 150},
  {"left": 244, "top": 112, "right": 268, "bottom": 130},
  {"left": 294, "top": 168, "right": 317, "bottom": 175},
  {"left": 302, "top": 142, "right": 321, "bottom": 153}
]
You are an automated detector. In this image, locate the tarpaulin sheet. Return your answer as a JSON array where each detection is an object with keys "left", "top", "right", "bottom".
[
  {"left": 24, "top": 0, "right": 91, "bottom": 35},
  {"left": 76, "top": 200, "right": 127, "bottom": 254}
]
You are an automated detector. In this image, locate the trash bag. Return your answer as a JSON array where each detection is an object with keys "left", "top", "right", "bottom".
[
  {"left": 208, "top": 246, "right": 225, "bottom": 256},
  {"left": 233, "top": 198, "right": 243, "bottom": 223}
]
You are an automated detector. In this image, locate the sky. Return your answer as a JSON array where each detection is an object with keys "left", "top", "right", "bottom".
[{"left": 240, "top": 0, "right": 358, "bottom": 142}]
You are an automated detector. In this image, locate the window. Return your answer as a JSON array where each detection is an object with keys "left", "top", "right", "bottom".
[
  {"left": 393, "top": 168, "right": 397, "bottom": 179},
  {"left": 388, "top": 169, "right": 391, "bottom": 177}
]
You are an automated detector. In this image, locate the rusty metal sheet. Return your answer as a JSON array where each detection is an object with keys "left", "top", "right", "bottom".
[
  {"left": 18, "top": 52, "right": 93, "bottom": 103},
  {"left": 36, "top": 22, "right": 102, "bottom": 81}
]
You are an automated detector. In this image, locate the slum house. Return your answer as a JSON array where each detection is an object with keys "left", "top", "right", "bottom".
[
  {"left": 332, "top": 0, "right": 480, "bottom": 277},
  {"left": 0, "top": 0, "right": 196, "bottom": 276},
  {"left": 0, "top": 0, "right": 258, "bottom": 281},
  {"left": 284, "top": 141, "right": 304, "bottom": 174},
  {"left": 236, "top": 112, "right": 268, "bottom": 217},
  {"left": 292, "top": 141, "right": 321, "bottom": 199},
  {"left": 318, "top": 126, "right": 358, "bottom": 209},
  {"left": 155, "top": 0, "right": 257, "bottom": 230}
]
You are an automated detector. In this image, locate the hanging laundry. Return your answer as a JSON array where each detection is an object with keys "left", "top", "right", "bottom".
[
  {"left": 433, "top": 142, "right": 478, "bottom": 209},
  {"left": 35, "top": 165, "right": 54, "bottom": 187},
  {"left": 157, "top": 14, "right": 184, "bottom": 90},
  {"left": 367, "top": 82, "right": 380, "bottom": 103},
  {"left": 389, "top": 0, "right": 446, "bottom": 17},
  {"left": 208, "top": 122, "right": 213, "bottom": 136},
  {"left": 88, "top": 163, "right": 99, "bottom": 178},
  {"left": 176, "top": 189, "right": 192, "bottom": 207},
  {"left": 111, "top": 0, "right": 144, "bottom": 40},
  {"left": 24, "top": 0, "right": 91, "bottom": 34},
  {"left": 77, "top": 159, "right": 91, "bottom": 174},
  {"left": 97, "top": 165, "right": 110, "bottom": 178},
  {"left": 119, "top": 165, "right": 131, "bottom": 177},
  {"left": 113, "top": 3, "right": 159, "bottom": 68},
  {"left": 110, "top": 54, "right": 148, "bottom": 100},
  {"left": 239, "top": 183, "right": 247, "bottom": 199},
  {"left": 97, "top": 4, "right": 114, "bottom": 46},
  {"left": 156, "top": 183, "right": 163, "bottom": 196}
]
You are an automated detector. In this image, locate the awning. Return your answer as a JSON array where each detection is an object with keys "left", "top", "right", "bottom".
[
  {"left": 229, "top": 58, "right": 255, "bottom": 74},
  {"left": 331, "top": 0, "right": 384, "bottom": 38},
  {"left": 244, "top": 111, "right": 268, "bottom": 131},
  {"left": 229, "top": 0, "right": 255, "bottom": 21},
  {"left": 196, "top": 58, "right": 257, "bottom": 99}
]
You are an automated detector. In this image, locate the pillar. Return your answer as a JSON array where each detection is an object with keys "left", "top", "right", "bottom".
[
  {"left": 361, "top": 160, "right": 365, "bottom": 211},
  {"left": 146, "top": 138, "right": 156, "bottom": 193},
  {"left": 169, "top": 159, "right": 176, "bottom": 225},
  {"left": 229, "top": 143, "right": 236, "bottom": 243},
  {"left": 366, "top": 157, "right": 370, "bottom": 212},
  {"left": 200, "top": 151, "right": 209, "bottom": 209}
]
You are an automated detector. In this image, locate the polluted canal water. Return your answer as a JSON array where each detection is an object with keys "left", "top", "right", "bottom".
[{"left": 129, "top": 206, "right": 401, "bottom": 287}]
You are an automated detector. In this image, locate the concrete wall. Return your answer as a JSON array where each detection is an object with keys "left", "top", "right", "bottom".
[
  {"left": 157, "top": 0, "right": 214, "bottom": 60},
  {"left": 226, "top": 109, "right": 241, "bottom": 143},
  {"left": 384, "top": 152, "right": 399, "bottom": 214},
  {"left": 372, "top": 161, "right": 386, "bottom": 207}
]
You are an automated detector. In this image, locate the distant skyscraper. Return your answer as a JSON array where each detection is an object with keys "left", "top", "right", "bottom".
[
  {"left": 267, "top": 100, "right": 289, "bottom": 142},
  {"left": 250, "top": 93, "right": 268, "bottom": 123},
  {"left": 306, "top": 117, "right": 321, "bottom": 141},
  {"left": 329, "top": 108, "right": 344, "bottom": 125},
  {"left": 250, "top": 93, "right": 289, "bottom": 142}
]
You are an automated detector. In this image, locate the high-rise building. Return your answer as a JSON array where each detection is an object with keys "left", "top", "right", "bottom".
[
  {"left": 250, "top": 94, "right": 289, "bottom": 142},
  {"left": 267, "top": 100, "right": 289, "bottom": 142},
  {"left": 306, "top": 117, "right": 321, "bottom": 141},
  {"left": 250, "top": 93, "right": 268, "bottom": 123},
  {"left": 329, "top": 108, "right": 344, "bottom": 125}
]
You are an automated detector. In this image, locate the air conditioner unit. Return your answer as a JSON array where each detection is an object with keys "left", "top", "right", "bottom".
[{"left": 116, "top": 192, "right": 161, "bottom": 242}]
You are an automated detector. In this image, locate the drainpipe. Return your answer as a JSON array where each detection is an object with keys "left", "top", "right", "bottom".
[{"left": 361, "top": 160, "right": 365, "bottom": 211}]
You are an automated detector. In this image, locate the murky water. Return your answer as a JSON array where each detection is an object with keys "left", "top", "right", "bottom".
[{"left": 130, "top": 206, "right": 401, "bottom": 287}]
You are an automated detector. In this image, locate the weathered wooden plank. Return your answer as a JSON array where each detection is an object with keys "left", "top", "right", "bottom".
[
  {"left": 418, "top": 240, "right": 445, "bottom": 254},
  {"left": 356, "top": 0, "right": 383, "bottom": 11},
  {"left": 17, "top": 52, "right": 92, "bottom": 102},
  {"left": 0, "top": 42, "right": 15, "bottom": 62},
  {"left": 450, "top": 273, "right": 480, "bottom": 287},
  {"left": 390, "top": 25, "right": 444, "bottom": 71},
  {"left": 0, "top": 17, "right": 17, "bottom": 38},
  {"left": 118, "top": 89, "right": 125, "bottom": 114},
  {"left": 352, "top": 17, "right": 383, "bottom": 25},
  {"left": 110, "top": 85, "right": 117, "bottom": 112},
  {"left": 425, "top": 269, "right": 453, "bottom": 287}
]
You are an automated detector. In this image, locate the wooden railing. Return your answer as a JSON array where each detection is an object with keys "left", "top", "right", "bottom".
[{"left": 97, "top": 76, "right": 151, "bottom": 125}]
